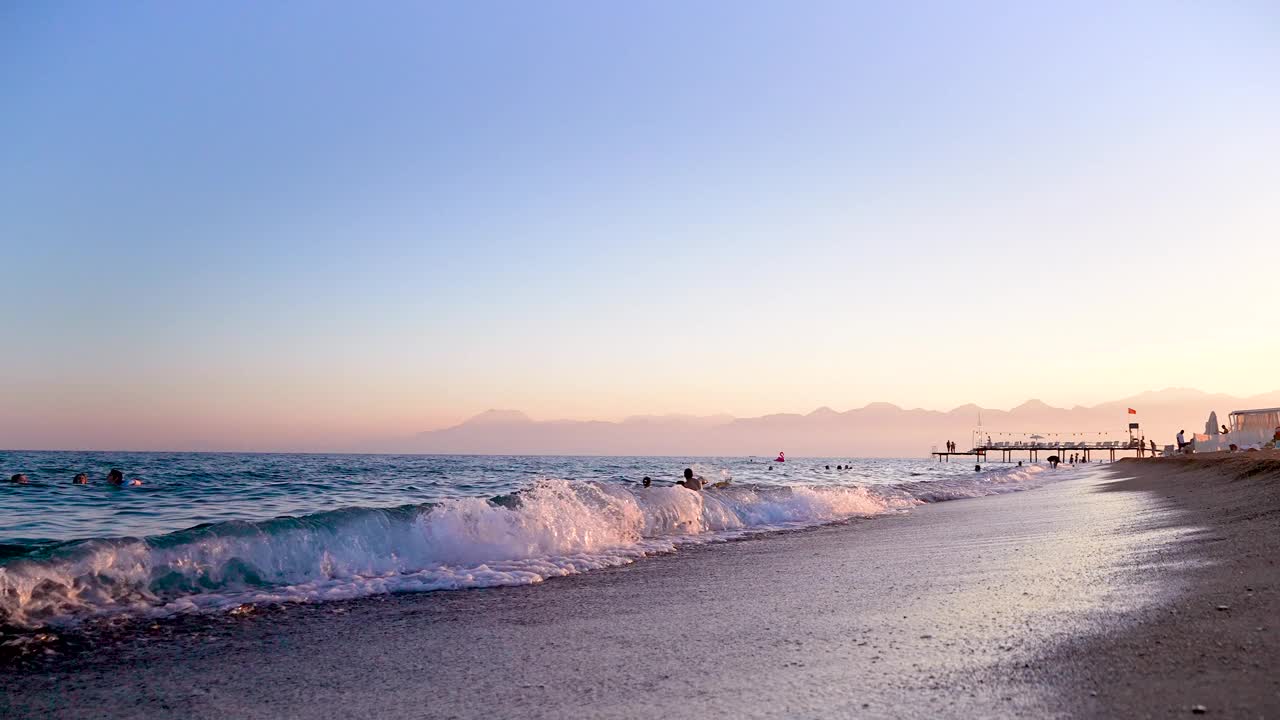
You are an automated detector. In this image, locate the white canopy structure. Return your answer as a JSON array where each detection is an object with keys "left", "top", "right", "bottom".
[
  {"left": 1196, "top": 408, "right": 1280, "bottom": 452},
  {"left": 1231, "top": 408, "right": 1280, "bottom": 443}
]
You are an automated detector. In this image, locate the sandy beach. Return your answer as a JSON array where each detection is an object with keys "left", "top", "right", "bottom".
[{"left": 2, "top": 457, "right": 1277, "bottom": 719}]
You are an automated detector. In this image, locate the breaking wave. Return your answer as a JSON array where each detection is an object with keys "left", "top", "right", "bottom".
[{"left": 0, "top": 465, "right": 1049, "bottom": 628}]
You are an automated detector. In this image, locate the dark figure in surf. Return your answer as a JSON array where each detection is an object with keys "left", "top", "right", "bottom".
[
  {"left": 9, "top": 473, "right": 28, "bottom": 484},
  {"left": 107, "top": 469, "right": 126, "bottom": 485},
  {"left": 641, "top": 476, "right": 651, "bottom": 488},
  {"left": 1047, "top": 455, "right": 1060, "bottom": 469},
  {"left": 680, "top": 468, "right": 704, "bottom": 491}
]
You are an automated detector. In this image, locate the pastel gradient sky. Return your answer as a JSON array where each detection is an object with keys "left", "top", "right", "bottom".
[{"left": 2, "top": 1, "right": 1278, "bottom": 451}]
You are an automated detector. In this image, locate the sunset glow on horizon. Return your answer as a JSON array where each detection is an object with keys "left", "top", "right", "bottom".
[{"left": 3, "top": 2, "right": 1278, "bottom": 451}]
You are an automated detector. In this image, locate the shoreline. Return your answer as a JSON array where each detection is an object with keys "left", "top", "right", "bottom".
[
  {"left": 1023, "top": 454, "right": 1280, "bottom": 716},
  {"left": 2, "top": 459, "right": 1276, "bottom": 718}
]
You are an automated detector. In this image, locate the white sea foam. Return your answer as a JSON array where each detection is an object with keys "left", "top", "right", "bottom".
[{"left": 0, "top": 464, "right": 1056, "bottom": 628}]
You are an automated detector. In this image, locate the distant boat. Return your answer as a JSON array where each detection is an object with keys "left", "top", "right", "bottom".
[{"left": 775, "top": 451, "right": 786, "bottom": 462}]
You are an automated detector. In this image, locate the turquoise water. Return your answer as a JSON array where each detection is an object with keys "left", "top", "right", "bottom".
[
  {"left": 0, "top": 452, "right": 1051, "bottom": 628},
  {"left": 1, "top": 452, "right": 986, "bottom": 549}
]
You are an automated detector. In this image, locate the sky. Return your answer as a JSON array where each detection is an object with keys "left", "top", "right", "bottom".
[{"left": 2, "top": 1, "right": 1278, "bottom": 451}]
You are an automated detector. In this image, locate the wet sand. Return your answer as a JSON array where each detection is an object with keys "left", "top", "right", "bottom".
[
  {"left": 1032, "top": 454, "right": 1280, "bottom": 718},
  {"left": 2, "top": 459, "right": 1276, "bottom": 719}
]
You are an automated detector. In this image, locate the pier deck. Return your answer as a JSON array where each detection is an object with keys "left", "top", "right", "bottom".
[{"left": 933, "top": 442, "right": 1150, "bottom": 463}]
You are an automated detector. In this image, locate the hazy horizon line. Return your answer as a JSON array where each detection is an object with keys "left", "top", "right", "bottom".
[
  {"left": 442, "top": 386, "right": 1280, "bottom": 427},
  {"left": 5, "top": 385, "right": 1274, "bottom": 455}
]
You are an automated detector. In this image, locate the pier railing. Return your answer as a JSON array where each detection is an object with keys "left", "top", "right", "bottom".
[{"left": 933, "top": 439, "right": 1151, "bottom": 462}]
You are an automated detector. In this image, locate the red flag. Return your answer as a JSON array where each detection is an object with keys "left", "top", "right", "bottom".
[{"left": 1127, "top": 408, "right": 1137, "bottom": 414}]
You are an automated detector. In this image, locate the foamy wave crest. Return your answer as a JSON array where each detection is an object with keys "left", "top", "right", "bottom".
[{"left": 0, "top": 466, "right": 1050, "bottom": 628}]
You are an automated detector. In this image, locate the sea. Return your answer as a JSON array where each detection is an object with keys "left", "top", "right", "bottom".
[{"left": 0, "top": 452, "right": 1052, "bottom": 630}]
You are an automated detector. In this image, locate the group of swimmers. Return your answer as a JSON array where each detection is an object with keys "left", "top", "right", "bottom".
[
  {"left": 636, "top": 462, "right": 858, "bottom": 490},
  {"left": 7, "top": 469, "right": 142, "bottom": 486},
  {"left": 639, "top": 468, "right": 730, "bottom": 491}
]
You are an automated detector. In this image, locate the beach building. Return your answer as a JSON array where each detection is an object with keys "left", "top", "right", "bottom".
[
  {"left": 1194, "top": 407, "right": 1280, "bottom": 452},
  {"left": 1231, "top": 407, "right": 1280, "bottom": 446}
]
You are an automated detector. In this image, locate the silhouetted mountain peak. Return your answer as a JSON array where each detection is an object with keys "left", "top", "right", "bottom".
[
  {"left": 859, "top": 402, "right": 903, "bottom": 412},
  {"left": 460, "top": 409, "right": 533, "bottom": 426},
  {"left": 1013, "top": 399, "right": 1053, "bottom": 411}
]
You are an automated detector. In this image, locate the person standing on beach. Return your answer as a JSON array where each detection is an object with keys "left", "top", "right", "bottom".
[
  {"left": 1150, "top": 438, "right": 1158, "bottom": 455},
  {"left": 1177, "top": 430, "right": 1187, "bottom": 452}
]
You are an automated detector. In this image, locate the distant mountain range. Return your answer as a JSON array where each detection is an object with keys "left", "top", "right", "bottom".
[{"left": 386, "top": 388, "right": 1280, "bottom": 457}]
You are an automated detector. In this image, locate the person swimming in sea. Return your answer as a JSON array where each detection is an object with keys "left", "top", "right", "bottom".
[
  {"left": 679, "top": 468, "right": 704, "bottom": 491},
  {"left": 9, "top": 473, "right": 28, "bottom": 484},
  {"left": 73, "top": 473, "right": 89, "bottom": 484},
  {"left": 641, "top": 476, "right": 651, "bottom": 488},
  {"left": 105, "top": 469, "right": 142, "bottom": 486}
]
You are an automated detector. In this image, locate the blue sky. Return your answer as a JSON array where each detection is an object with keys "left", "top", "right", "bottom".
[{"left": 2, "top": 1, "right": 1278, "bottom": 450}]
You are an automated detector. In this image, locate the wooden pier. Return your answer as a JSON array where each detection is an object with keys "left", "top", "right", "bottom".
[{"left": 933, "top": 441, "right": 1150, "bottom": 463}]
